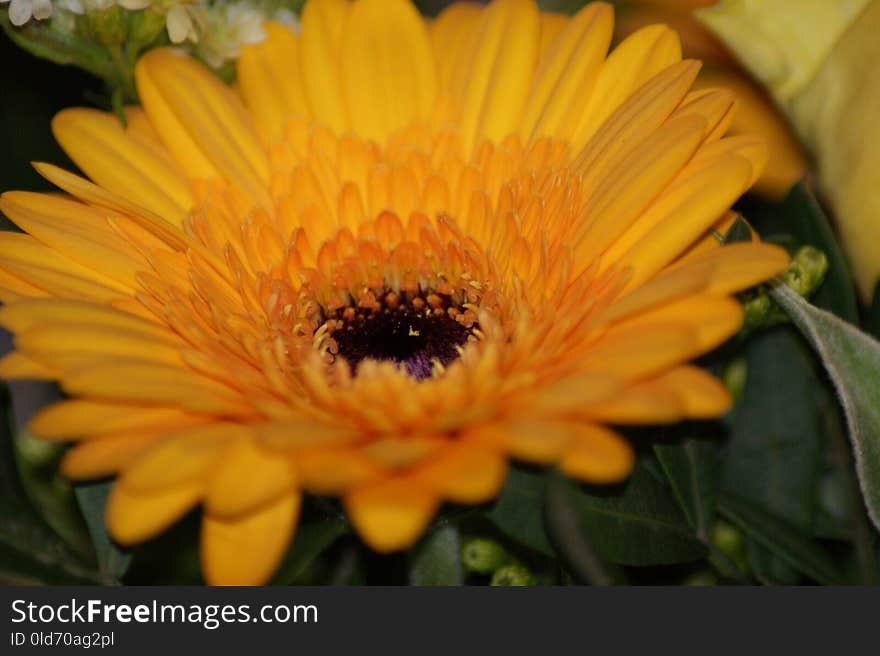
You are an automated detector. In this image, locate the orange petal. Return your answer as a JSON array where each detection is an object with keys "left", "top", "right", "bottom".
[
  {"left": 345, "top": 477, "right": 439, "bottom": 553},
  {"left": 204, "top": 438, "right": 297, "bottom": 518},
  {"left": 416, "top": 443, "right": 508, "bottom": 504},
  {"left": 60, "top": 433, "right": 165, "bottom": 479},
  {"left": 106, "top": 482, "right": 202, "bottom": 546},
  {"left": 559, "top": 424, "right": 635, "bottom": 484},
  {"left": 118, "top": 425, "right": 243, "bottom": 493},
  {"left": 341, "top": 0, "right": 436, "bottom": 143},
  {"left": 201, "top": 492, "right": 301, "bottom": 585},
  {"left": 297, "top": 447, "right": 382, "bottom": 495}
]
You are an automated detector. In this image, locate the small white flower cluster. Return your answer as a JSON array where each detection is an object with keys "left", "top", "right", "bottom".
[
  {"left": 1, "top": 0, "right": 53, "bottom": 27},
  {"left": 195, "top": 1, "right": 266, "bottom": 68},
  {"left": 1, "top": 0, "right": 167, "bottom": 29},
  {"left": 2, "top": 0, "right": 299, "bottom": 68}
]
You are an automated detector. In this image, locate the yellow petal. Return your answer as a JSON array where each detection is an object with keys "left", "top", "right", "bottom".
[
  {"left": 585, "top": 364, "right": 732, "bottom": 425},
  {"left": 0, "top": 298, "right": 170, "bottom": 340},
  {"left": 345, "top": 477, "right": 439, "bottom": 552},
  {"left": 0, "top": 268, "right": 48, "bottom": 301},
  {"left": 0, "top": 232, "right": 129, "bottom": 302},
  {"left": 60, "top": 361, "right": 254, "bottom": 417},
  {"left": 669, "top": 87, "right": 736, "bottom": 144},
  {"left": 29, "top": 400, "right": 208, "bottom": 439},
  {"left": 615, "top": 154, "right": 753, "bottom": 289},
  {"left": 32, "top": 162, "right": 198, "bottom": 255},
  {"left": 570, "top": 24, "right": 683, "bottom": 150},
  {"left": 341, "top": 0, "right": 436, "bottom": 143},
  {"left": 527, "top": 371, "right": 622, "bottom": 416},
  {"left": 559, "top": 424, "right": 634, "bottom": 484},
  {"left": 538, "top": 11, "right": 568, "bottom": 58},
  {"left": 0, "top": 351, "right": 56, "bottom": 379},
  {"left": 299, "top": 0, "right": 350, "bottom": 134},
  {"left": 238, "top": 22, "right": 310, "bottom": 143},
  {"left": 585, "top": 385, "right": 685, "bottom": 424},
  {"left": 204, "top": 438, "right": 297, "bottom": 518},
  {"left": 596, "top": 242, "right": 787, "bottom": 328},
  {"left": 360, "top": 435, "right": 444, "bottom": 471},
  {"left": 415, "top": 443, "right": 508, "bottom": 504},
  {"left": 0, "top": 192, "right": 146, "bottom": 288},
  {"left": 106, "top": 481, "right": 202, "bottom": 545},
  {"left": 574, "top": 59, "right": 700, "bottom": 192},
  {"left": 201, "top": 492, "right": 301, "bottom": 585},
  {"left": 15, "top": 324, "right": 185, "bottom": 372},
  {"left": 136, "top": 49, "right": 270, "bottom": 206},
  {"left": 458, "top": 0, "right": 540, "bottom": 153},
  {"left": 431, "top": 2, "right": 484, "bottom": 92},
  {"left": 52, "top": 108, "right": 192, "bottom": 225},
  {"left": 519, "top": 2, "right": 613, "bottom": 142},
  {"left": 474, "top": 419, "right": 572, "bottom": 464},
  {"left": 580, "top": 323, "right": 698, "bottom": 382},
  {"left": 60, "top": 433, "right": 164, "bottom": 479},
  {"left": 134, "top": 57, "right": 219, "bottom": 181},
  {"left": 612, "top": 295, "right": 743, "bottom": 353},
  {"left": 118, "top": 425, "right": 242, "bottom": 493},
  {"left": 653, "top": 365, "right": 733, "bottom": 418},
  {"left": 297, "top": 447, "right": 381, "bottom": 495},
  {"left": 574, "top": 114, "right": 708, "bottom": 268},
  {"left": 668, "top": 242, "right": 791, "bottom": 296}
]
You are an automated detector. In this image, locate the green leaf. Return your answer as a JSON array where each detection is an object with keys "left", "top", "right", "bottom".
[
  {"left": 485, "top": 466, "right": 555, "bottom": 557},
  {"left": 0, "top": 386, "right": 97, "bottom": 584},
  {"left": 123, "top": 513, "right": 202, "bottom": 584},
  {"left": 408, "top": 524, "right": 464, "bottom": 585},
  {"left": 868, "top": 281, "right": 880, "bottom": 340},
  {"left": 771, "top": 283, "right": 880, "bottom": 533},
  {"left": 12, "top": 430, "right": 94, "bottom": 562},
  {"left": 0, "top": 12, "right": 113, "bottom": 81},
  {"left": 781, "top": 184, "right": 858, "bottom": 322},
  {"left": 545, "top": 463, "right": 707, "bottom": 567},
  {"left": 271, "top": 518, "right": 348, "bottom": 585},
  {"left": 75, "top": 481, "right": 131, "bottom": 583},
  {"left": 655, "top": 439, "right": 719, "bottom": 541},
  {"left": 543, "top": 473, "right": 618, "bottom": 585},
  {"left": 717, "top": 493, "right": 842, "bottom": 585},
  {"left": 721, "top": 327, "right": 825, "bottom": 582}
]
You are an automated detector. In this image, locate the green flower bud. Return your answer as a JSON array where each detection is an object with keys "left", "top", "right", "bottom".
[
  {"left": 461, "top": 537, "right": 508, "bottom": 575},
  {"left": 490, "top": 564, "right": 536, "bottom": 586},
  {"left": 684, "top": 571, "right": 718, "bottom": 587},
  {"left": 711, "top": 521, "right": 743, "bottom": 554},
  {"left": 711, "top": 520, "right": 749, "bottom": 573},
  {"left": 782, "top": 245, "right": 829, "bottom": 298},
  {"left": 722, "top": 357, "right": 747, "bottom": 404},
  {"left": 16, "top": 431, "right": 63, "bottom": 469},
  {"left": 742, "top": 290, "right": 772, "bottom": 330}
]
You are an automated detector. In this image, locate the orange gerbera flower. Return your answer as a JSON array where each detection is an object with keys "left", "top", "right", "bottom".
[{"left": 0, "top": 0, "right": 788, "bottom": 585}]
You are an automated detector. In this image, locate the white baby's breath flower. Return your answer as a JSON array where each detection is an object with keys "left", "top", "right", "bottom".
[
  {"left": 56, "top": 0, "right": 84, "bottom": 14},
  {"left": 81, "top": 0, "right": 115, "bottom": 10},
  {"left": 1, "top": 0, "right": 52, "bottom": 26},
  {"left": 195, "top": 1, "right": 265, "bottom": 68},
  {"left": 75, "top": 0, "right": 150, "bottom": 11},
  {"left": 165, "top": 2, "right": 204, "bottom": 44},
  {"left": 271, "top": 7, "right": 299, "bottom": 32}
]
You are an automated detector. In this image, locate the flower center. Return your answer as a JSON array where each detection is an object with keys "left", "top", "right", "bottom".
[{"left": 322, "top": 290, "right": 479, "bottom": 380}]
